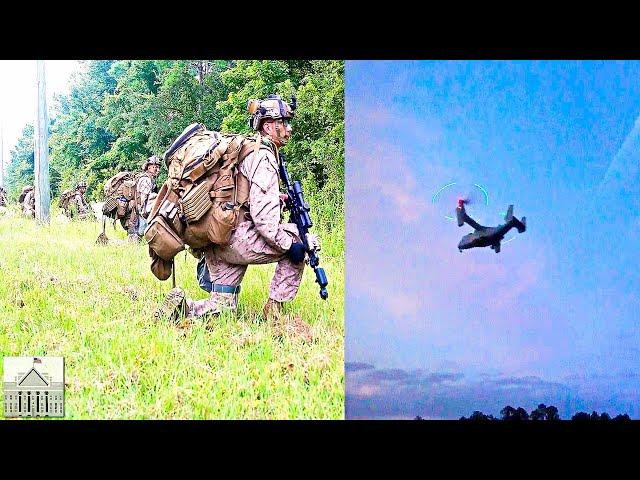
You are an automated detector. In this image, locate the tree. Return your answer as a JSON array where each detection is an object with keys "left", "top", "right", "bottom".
[
  {"left": 500, "top": 405, "right": 516, "bottom": 421},
  {"left": 545, "top": 405, "right": 560, "bottom": 421},
  {"left": 529, "top": 403, "right": 560, "bottom": 420},
  {"left": 466, "top": 411, "right": 494, "bottom": 421},
  {"left": 613, "top": 414, "right": 631, "bottom": 421},
  {"left": 530, "top": 403, "right": 547, "bottom": 421},
  {"left": 5, "top": 124, "right": 35, "bottom": 200},
  {"left": 571, "top": 412, "right": 591, "bottom": 421},
  {"left": 11, "top": 59, "right": 345, "bottom": 230}
]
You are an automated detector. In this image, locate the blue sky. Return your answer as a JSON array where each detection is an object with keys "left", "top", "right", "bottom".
[{"left": 346, "top": 61, "right": 640, "bottom": 419}]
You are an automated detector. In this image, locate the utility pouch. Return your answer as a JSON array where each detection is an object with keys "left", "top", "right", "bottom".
[{"left": 145, "top": 215, "right": 185, "bottom": 261}]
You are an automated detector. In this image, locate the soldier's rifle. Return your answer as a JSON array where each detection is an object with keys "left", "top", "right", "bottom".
[{"left": 278, "top": 152, "right": 328, "bottom": 300}]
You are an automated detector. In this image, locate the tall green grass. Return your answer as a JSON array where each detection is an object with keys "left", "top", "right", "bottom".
[{"left": 0, "top": 207, "right": 343, "bottom": 419}]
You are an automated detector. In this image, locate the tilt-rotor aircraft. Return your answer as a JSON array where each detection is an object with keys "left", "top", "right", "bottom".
[{"left": 456, "top": 199, "right": 526, "bottom": 253}]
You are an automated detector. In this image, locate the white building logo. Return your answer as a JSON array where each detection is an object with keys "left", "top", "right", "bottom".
[{"left": 3, "top": 357, "right": 64, "bottom": 418}]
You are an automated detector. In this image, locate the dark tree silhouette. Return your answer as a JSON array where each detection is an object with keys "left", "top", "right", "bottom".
[
  {"left": 460, "top": 406, "right": 631, "bottom": 421},
  {"left": 613, "top": 414, "right": 631, "bottom": 421},
  {"left": 530, "top": 403, "right": 547, "bottom": 421},
  {"left": 546, "top": 405, "right": 560, "bottom": 421},
  {"left": 571, "top": 412, "right": 591, "bottom": 421},
  {"left": 500, "top": 406, "right": 529, "bottom": 420},
  {"left": 464, "top": 410, "right": 495, "bottom": 421},
  {"left": 500, "top": 405, "right": 517, "bottom": 421}
]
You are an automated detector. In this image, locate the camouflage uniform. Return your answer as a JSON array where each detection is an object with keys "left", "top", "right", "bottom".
[
  {"left": 159, "top": 95, "right": 317, "bottom": 341},
  {"left": 128, "top": 157, "right": 160, "bottom": 241},
  {"left": 22, "top": 189, "right": 35, "bottom": 218},
  {"left": 187, "top": 146, "right": 304, "bottom": 316},
  {"left": 70, "top": 186, "right": 91, "bottom": 220},
  {"left": 0, "top": 187, "right": 7, "bottom": 207}
]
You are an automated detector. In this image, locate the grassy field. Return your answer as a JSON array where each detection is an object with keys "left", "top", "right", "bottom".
[{"left": 0, "top": 206, "right": 344, "bottom": 419}]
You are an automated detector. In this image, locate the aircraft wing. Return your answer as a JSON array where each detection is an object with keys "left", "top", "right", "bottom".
[{"left": 457, "top": 205, "right": 487, "bottom": 230}]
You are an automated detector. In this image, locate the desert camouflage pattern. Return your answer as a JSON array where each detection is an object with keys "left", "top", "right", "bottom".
[
  {"left": 22, "top": 190, "right": 35, "bottom": 218},
  {"left": 248, "top": 95, "right": 295, "bottom": 131},
  {"left": 185, "top": 147, "right": 304, "bottom": 317},
  {"left": 71, "top": 190, "right": 91, "bottom": 219},
  {"left": 128, "top": 172, "right": 157, "bottom": 238},
  {"left": 136, "top": 174, "right": 154, "bottom": 212}
]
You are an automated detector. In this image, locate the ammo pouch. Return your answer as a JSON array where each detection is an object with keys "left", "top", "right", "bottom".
[
  {"left": 182, "top": 200, "right": 239, "bottom": 248},
  {"left": 180, "top": 182, "right": 212, "bottom": 223},
  {"left": 145, "top": 215, "right": 185, "bottom": 261},
  {"left": 208, "top": 201, "right": 240, "bottom": 245},
  {"left": 181, "top": 167, "right": 239, "bottom": 247}
]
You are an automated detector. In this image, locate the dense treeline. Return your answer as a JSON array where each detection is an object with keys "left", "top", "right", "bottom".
[
  {"left": 5, "top": 60, "right": 344, "bottom": 227},
  {"left": 413, "top": 403, "right": 632, "bottom": 420}
]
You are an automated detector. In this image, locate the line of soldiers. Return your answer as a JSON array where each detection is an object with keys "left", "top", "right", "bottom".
[
  {"left": 14, "top": 182, "right": 92, "bottom": 219},
  {"left": 59, "top": 181, "right": 91, "bottom": 219},
  {"left": 10, "top": 94, "right": 321, "bottom": 343}
]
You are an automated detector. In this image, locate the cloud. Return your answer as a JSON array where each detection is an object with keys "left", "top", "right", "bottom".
[
  {"left": 347, "top": 115, "right": 550, "bottom": 368},
  {"left": 346, "top": 364, "right": 640, "bottom": 420},
  {"left": 345, "top": 362, "right": 375, "bottom": 372}
]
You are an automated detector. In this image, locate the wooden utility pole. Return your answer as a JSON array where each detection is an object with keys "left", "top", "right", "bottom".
[{"left": 34, "top": 60, "right": 50, "bottom": 222}]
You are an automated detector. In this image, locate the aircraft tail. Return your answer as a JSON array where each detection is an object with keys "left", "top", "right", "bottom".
[
  {"left": 518, "top": 216, "right": 527, "bottom": 233},
  {"left": 506, "top": 205, "right": 526, "bottom": 233}
]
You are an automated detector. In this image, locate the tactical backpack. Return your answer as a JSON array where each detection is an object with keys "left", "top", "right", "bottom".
[
  {"left": 58, "top": 190, "right": 74, "bottom": 212},
  {"left": 18, "top": 187, "right": 33, "bottom": 204},
  {"left": 101, "top": 171, "right": 140, "bottom": 220},
  {"left": 146, "top": 122, "right": 272, "bottom": 281}
]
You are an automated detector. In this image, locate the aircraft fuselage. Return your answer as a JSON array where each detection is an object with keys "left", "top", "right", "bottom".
[{"left": 458, "top": 221, "right": 517, "bottom": 251}]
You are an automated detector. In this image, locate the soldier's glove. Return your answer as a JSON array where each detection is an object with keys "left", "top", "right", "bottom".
[
  {"left": 306, "top": 233, "right": 321, "bottom": 252},
  {"left": 279, "top": 193, "right": 289, "bottom": 212},
  {"left": 287, "top": 242, "right": 306, "bottom": 264}
]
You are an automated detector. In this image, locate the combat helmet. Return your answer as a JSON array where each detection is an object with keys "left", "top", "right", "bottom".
[
  {"left": 247, "top": 94, "right": 296, "bottom": 131},
  {"left": 142, "top": 155, "right": 162, "bottom": 171},
  {"left": 76, "top": 180, "right": 87, "bottom": 189}
]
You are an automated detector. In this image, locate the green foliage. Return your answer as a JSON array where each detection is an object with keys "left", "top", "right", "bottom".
[
  {"left": 6, "top": 124, "right": 35, "bottom": 200},
  {"left": 7, "top": 59, "right": 344, "bottom": 227}
]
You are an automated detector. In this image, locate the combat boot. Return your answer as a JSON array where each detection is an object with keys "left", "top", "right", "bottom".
[
  {"left": 186, "top": 291, "right": 238, "bottom": 331},
  {"left": 263, "top": 298, "right": 313, "bottom": 343},
  {"left": 153, "top": 287, "right": 187, "bottom": 324}
]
